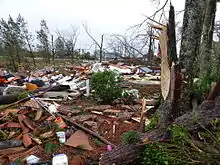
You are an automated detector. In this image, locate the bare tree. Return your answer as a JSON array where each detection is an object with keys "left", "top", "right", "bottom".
[
  {"left": 51, "top": 35, "right": 55, "bottom": 65},
  {"left": 36, "top": 19, "right": 51, "bottom": 64},
  {"left": 107, "top": 38, "right": 124, "bottom": 57},
  {"left": 83, "top": 24, "right": 104, "bottom": 62},
  {"left": 112, "top": 34, "right": 146, "bottom": 57},
  {"left": 20, "top": 17, "right": 36, "bottom": 67},
  {"left": 56, "top": 26, "right": 79, "bottom": 62}
]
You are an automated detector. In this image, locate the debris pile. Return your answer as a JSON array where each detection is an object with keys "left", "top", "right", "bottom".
[{"left": 0, "top": 62, "right": 161, "bottom": 164}]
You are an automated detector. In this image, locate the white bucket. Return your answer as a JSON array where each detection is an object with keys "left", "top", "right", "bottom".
[{"left": 52, "top": 154, "right": 68, "bottom": 165}]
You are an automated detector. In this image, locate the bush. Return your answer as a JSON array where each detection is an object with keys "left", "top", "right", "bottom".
[
  {"left": 121, "top": 130, "right": 141, "bottom": 145},
  {"left": 145, "top": 114, "right": 159, "bottom": 132},
  {"left": 142, "top": 124, "right": 220, "bottom": 165},
  {"left": 142, "top": 143, "right": 171, "bottom": 165},
  {"left": 44, "top": 142, "right": 59, "bottom": 154},
  {"left": 91, "top": 71, "right": 122, "bottom": 103}
]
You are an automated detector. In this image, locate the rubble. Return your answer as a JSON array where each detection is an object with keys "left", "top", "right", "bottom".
[
  {"left": 0, "top": 61, "right": 161, "bottom": 164},
  {"left": 83, "top": 121, "right": 98, "bottom": 130},
  {"left": 65, "top": 130, "right": 93, "bottom": 151}
]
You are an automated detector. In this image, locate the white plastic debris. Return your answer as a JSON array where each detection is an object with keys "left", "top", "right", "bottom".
[
  {"left": 85, "top": 79, "right": 90, "bottom": 97},
  {"left": 56, "top": 131, "right": 66, "bottom": 143},
  {"left": 48, "top": 104, "right": 58, "bottom": 114},
  {"left": 91, "top": 63, "right": 104, "bottom": 73},
  {"left": 108, "top": 65, "right": 132, "bottom": 74},
  {"left": 26, "top": 155, "right": 40, "bottom": 164},
  {"left": 52, "top": 154, "right": 68, "bottom": 165},
  {"left": 124, "top": 89, "right": 139, "bottom": 99}
]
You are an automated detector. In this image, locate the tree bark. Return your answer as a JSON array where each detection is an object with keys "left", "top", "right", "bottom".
[
  {"left": 199, "top": 0, "right": 217, "bottom": 80},
  {"left": 179, "top": 0, "right": 206, "bottom": 114},
  {"left": 167, "top": 4, "right": 177, "bottom": 65},
  {"left": 99, "top": 34, "right": 104, "bottom": 62},
  {"left": 147, "top": 33, "right": 153, "bottom": 62},
  {"left": 174, "top": 99, "right": 220, "bottom": 132},
  {"left": 0, "top": 140, "right": 23, "bottom": 149},
  {"left": 99, "top": 144, "right": 144, "bottom": 165},
  {"left": 51, "top": 35, "right": 55, "bottom": 66}
]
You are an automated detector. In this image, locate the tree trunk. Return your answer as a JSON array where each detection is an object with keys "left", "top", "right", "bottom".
[
  {"left": 28, "top": 43, "right": 36, "bottom": 67},
  {"left": 155, "top": 4, "right": 179, "bottom": 125},
  {"left": 214, "top": 42, "right": 220, "bottom": 75},
  {"left": 147, "top": 33, "right": 153, "bottom": 62},
  {"left": 16, "top": 47, "right": 21, "bottom": 65},
  {"left": 25, "top": 34, "right": 36, "bottom": 67},
  {"left": 99, "top": 34, "right": 104, "bottom": 62},
  {"left": 179, "top": 0, "right": 206, "bottom": 114},
  {"left": 9, "top": 47, "right": 17, "bottom": 71},
  {"left": 100, "top": 96, "right": 220, "bottom": 165},
  {"left": 51, "top": 35, "right": 55, "bottom": 66},
  {"left": 99, "top": 145, "right": 144, "bottom": 165},
  {"left": 167, "top": 4, "right": 177, "bottom": 65},
  {"left": 71, "top": 47, "right": 74, "bottom": 63},
  {"left": 30, "top": 52, "right": 36, "bottom": 68},
  {"left": 48, "top": 52, "right": 50, "bottom": 64},
  {"left": 199, "top": 0, "right": 217, "bottom": 80}
]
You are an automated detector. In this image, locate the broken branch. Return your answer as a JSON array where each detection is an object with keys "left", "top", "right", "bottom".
[{"left": 57, "top": 114, "right": 116, "bottom": 147}]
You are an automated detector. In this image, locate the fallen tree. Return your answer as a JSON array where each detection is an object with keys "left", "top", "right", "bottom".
[{"left": 99, "top": 94, "right": 220, "bottom": 165}]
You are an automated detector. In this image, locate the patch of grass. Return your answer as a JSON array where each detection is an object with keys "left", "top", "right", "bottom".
[
  {"left": 44, "top": 142, "right": 60, "bottom": 154},
  {"left": 121, "top": 130, "right": 141, "bottom": 145}
]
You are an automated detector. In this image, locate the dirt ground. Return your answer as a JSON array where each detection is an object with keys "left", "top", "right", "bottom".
[{"left": 33, "top": 97, "right": 140, "bottom": 164}]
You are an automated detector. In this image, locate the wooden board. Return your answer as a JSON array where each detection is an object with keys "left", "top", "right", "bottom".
[{"left": 158, "top": 26, "right": 170, "bottom": 100}]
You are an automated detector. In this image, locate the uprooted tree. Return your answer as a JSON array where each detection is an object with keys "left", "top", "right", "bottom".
[{"left": 99, "top": 0, "right": 220, "bottom": 164}]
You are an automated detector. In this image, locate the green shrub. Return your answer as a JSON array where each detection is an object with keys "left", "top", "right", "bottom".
[
  {"left": 142, "top": 143, "right": 170, "bottom": 165},
  {"left": 192, "top": 72, "right": 219, "bottom": 103},
  {"left": 121, "top": 130, "right": 141, "bottom": 145},
  {"left": 142, "top": 123, "right": 220, "bottom": 165},
  {"left": 145, "top": 114, "right": 159, "bottom": 132},
  {"left": 168, "top": 124, "right": 190, "bottom": 143},
  {"left": 91, "top": 71, "right": 122, "bottom": 103}
]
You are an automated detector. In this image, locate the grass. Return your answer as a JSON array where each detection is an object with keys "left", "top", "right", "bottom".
[{"left": 44, "top": 142, "right": 60, "bottom": 154}]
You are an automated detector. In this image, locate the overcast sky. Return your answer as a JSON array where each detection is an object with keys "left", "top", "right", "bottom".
[{"left": 0, "top": 0, "right": 219, "bottom": 50}]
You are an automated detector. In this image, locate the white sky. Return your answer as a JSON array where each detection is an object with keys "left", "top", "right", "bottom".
[{"left": 0, "top": 0, "right": 219, "bottom": 51}]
